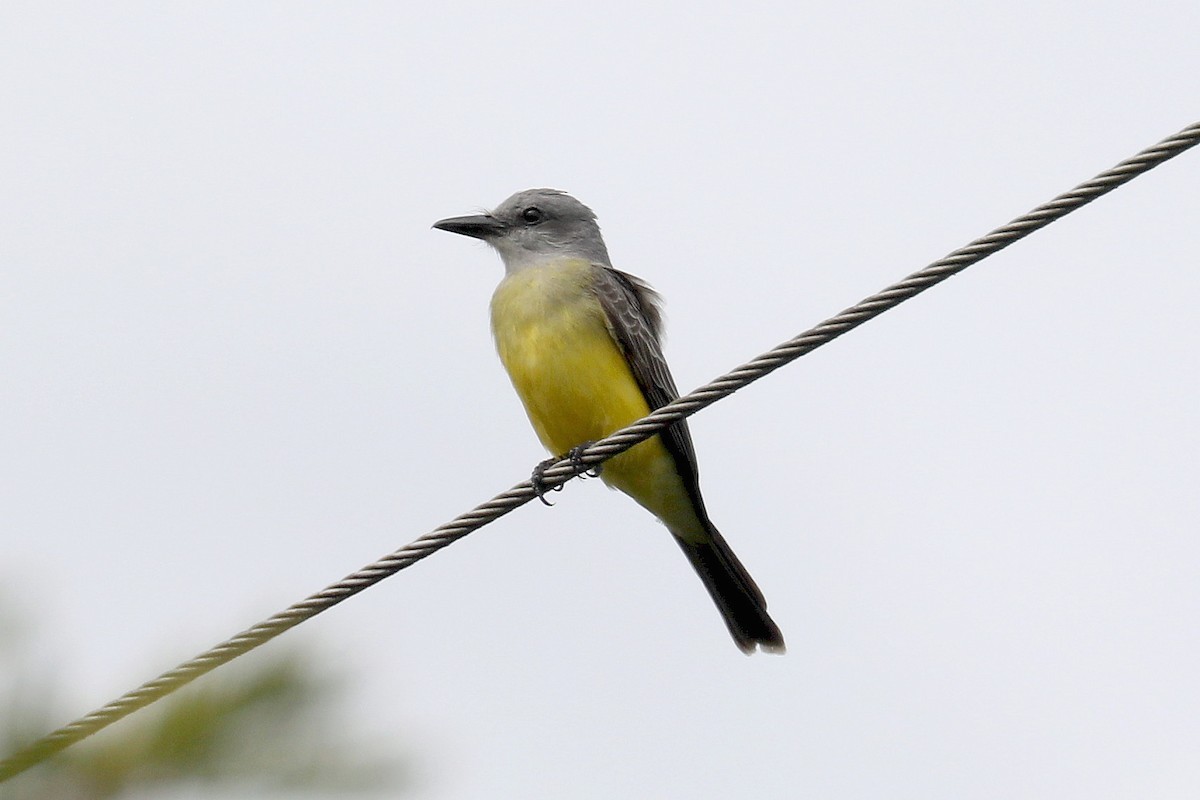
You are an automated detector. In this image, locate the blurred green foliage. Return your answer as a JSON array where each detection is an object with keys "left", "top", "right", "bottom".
[{"left": 0, "top": 602, "right": 409, "bottom": 799}]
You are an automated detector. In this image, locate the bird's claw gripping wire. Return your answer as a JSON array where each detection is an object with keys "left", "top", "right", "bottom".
[
  {"left": 569, "top": 442, "right": 602, "bottom": 479},
  {"left": 530, "top": 458, "right": 564, "bottom": 506},
  {"left": 530, "top": 442, "right": 601, "bottom": 506}
]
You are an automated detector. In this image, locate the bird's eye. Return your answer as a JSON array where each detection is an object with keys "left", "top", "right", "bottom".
[{"left": 521, "top": 207, "right": 544, "bottom": 224}]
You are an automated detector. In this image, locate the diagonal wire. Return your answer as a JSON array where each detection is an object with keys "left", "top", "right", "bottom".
[{"left": 2, "top": 120, "right": 1198, "bottom": 782}]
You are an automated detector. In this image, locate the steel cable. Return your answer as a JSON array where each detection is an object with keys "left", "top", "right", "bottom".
[{"left": 2, "top": 120, "right": 1197, "bottom": 782}]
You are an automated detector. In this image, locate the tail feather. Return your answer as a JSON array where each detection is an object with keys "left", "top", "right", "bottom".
[{"left": 674, "top": 528, "right": 786, "bottom": 655}]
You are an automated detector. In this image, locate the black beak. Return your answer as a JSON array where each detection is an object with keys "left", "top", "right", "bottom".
[{"left": 432, "top": 213, "right": 505, "bottom": 240}]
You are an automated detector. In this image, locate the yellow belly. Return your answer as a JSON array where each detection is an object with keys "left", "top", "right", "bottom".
[{"left": 490, "top": 260, "right": 703, "bottom": 536}]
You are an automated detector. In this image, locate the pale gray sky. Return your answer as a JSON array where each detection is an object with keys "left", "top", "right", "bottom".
[{"left": 3, "top": 2, "right": 1198, "bottom": 799}]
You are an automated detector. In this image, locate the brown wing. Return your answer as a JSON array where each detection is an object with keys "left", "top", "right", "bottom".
[
  {"left": 591, "top": 265, "right": 712, "bottom": 527},
  {"left": 592, "top": 265, "right": 785, "bottom": 653}
]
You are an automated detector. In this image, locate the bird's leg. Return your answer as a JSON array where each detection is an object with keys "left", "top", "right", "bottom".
[
  {"left": 568, "top": 441, "right": 601, "bottom": 479},
  {"left": 531, "top": 458, "right": 564, "bottom": 506},
  {"left": 530, "top": 442, "right": 601, "bottom": 506}
]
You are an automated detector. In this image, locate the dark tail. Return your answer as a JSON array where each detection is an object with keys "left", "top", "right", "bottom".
[{"left": 674, "top": 527, "right": 786, "bottom": 655}]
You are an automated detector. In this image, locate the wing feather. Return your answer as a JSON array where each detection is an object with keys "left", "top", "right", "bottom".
[{"left": 591, "top": 265, "right": 712, "bottom": 526}]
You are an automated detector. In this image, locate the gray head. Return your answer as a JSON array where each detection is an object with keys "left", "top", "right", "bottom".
[{"left": 433, "top": 188, "right": 612, "bottom": 273}]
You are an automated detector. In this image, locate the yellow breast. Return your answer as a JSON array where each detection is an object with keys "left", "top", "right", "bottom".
[
  {"left": 490, "top": 259, "right": 650, "bottom": 456},
  {"left": 489, "top": 259, "right": 705, "bottom": 537}
]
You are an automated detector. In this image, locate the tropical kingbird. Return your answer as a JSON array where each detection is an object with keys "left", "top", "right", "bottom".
[{"left": 434, "top": 189, "right": 784, "bottom": 654}]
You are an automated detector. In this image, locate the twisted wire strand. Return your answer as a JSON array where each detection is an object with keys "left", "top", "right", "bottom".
[{"left": 2, "top": 120, "right": 1197, "bottom": 782}]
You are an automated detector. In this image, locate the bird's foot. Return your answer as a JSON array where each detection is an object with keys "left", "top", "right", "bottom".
[
  {"left": 568, "top": 441, "right": 601, "bottom": 479},
  {"left": 531, "top": 458, "right": 564, "bottom": 506},
  {"left": 530, "top": 442, "right": 600, "bottom": 506}
]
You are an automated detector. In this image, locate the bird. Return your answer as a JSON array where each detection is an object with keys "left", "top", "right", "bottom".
[{"left": 434, "top": 189, "right": 784, "bottom": 654}]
